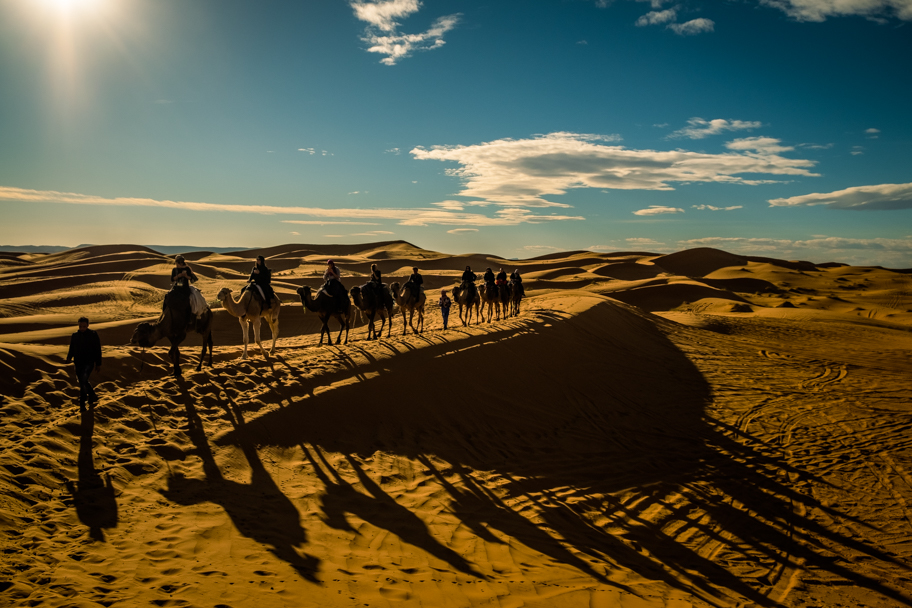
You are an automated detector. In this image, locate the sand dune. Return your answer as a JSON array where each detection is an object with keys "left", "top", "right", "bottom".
[{"left": 1, "top": 243, "right": 912, "bottom": 607}]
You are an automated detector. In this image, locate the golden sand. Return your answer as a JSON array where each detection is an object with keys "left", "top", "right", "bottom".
[{"left": 1, "top": 242, "right": 911, "bottom": 607}]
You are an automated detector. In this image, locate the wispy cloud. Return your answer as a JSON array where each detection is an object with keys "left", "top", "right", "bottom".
[
  {"left": 769, "top": 182, "right": 912, "bottom": 210},
  {"left": 351, "top": 0, "right": 460, "bottom": 65},
  {"left": 668, "top": 18, "right": 715, "bottom": 34},
  {"left": 669, "top": 117, "right": 763, "bottom": 139},
  {"left": 627, "top": 237, "right": 666, "bottom": 246},
  {"left": 0, "top": 186, "right": 582, "bottom": 227},
  {"left": 865, "top": 127, "right": 881, "bottom": 139},
  {"left": 636, "top": 8, "right": 677, "bottom": 25},
  {"left": 725, "top": 136, "right": 794, "bottom": 155},
  {"left": 385, "top": 147, "right": 401, "bottom": 154},
  {"left": 633, "top": 206, "right": 684, "bottom": 216},
  {"left": 678, "top": 235, "right": 912, "bottom": 266},
  {"left": 282, "top": 220, "right": 381, "bottom": 226},
  {"left": 692, "top": 204, "right": 743, "bottom": 211},
  {"left": 799, "top": 142, "right": 834, "bottom": 150},
  {"left": 447, "top": 228, "right": 478, "bottom": 233},
  {"left": 523, "top": 245, "right": 561, "bottom": 252},
  {"left": 412, "top": 131, "right": 817, "bottom": 207},
  {"left": 759, "top": 0, "right": 912, "bottom": 22}
]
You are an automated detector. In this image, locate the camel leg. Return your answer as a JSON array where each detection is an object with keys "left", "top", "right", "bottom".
[
  {"left": 335, "top": 314, "right": 347, "bottom": 345},
  {"left": 367, "top": 312, "right": 376, "bottom": 340},
  {"left": 417, "top": 308, "right": 424, "bottom": 333},
  {"left": 239, "top": 317, "right": 249, "bottom": 359},
  {"left": 206, "top": 332, "right": 214, "bottom": 367},
  {"left": 169, "top": 339, "right": 181, "bottom": 378},
  {"left": 252, "top": 317, "right": 267, "bottom": 358},
  {"left": 268, "top": 314, "right": 279, "bottom": 355}
]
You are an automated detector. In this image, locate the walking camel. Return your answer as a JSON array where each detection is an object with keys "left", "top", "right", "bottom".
[
  {"left": 452, "top": 282, "right": 480, "bottom": 327},
  {"left": 391, "top": 281, "right": 425, "bottom": 335},
  {"left": 217, "top": 287, "right": 281, "bottom": 358},
  {"left": 297, "top": 285, "right": 355, "bottom": 346},
  {"left": 498, "top": 282, "right": 512, "bottom": 319},
  {"left": 479, "top": 282, "right": 500, "bottom": 323},
  {"left": 131, "top": 293, "right": 214, "bottom": 377},
  {"left": 350, "top": 284, "right": 394, "bottom": 340},
  {"left": 510, "top": 281, "right": 523, "bottom": 317}
]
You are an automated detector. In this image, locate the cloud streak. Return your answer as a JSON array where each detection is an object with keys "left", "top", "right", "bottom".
[
  {"left": 0, "top": 186, "right": 582, "bottom": 227},
  {"left": 412, "top": 132, "right": 818, "bottom": 207},
  {"left": 769, "top": 182, "right": 912, "bottom": 210},
  {"left": 669, "top": 118, "right": 763, "bottom": 139},
  {"left": 351, "top": 0, "right": 460, "bottom": 65},
  {"left": 759, "top": 0, "right": 912, "bottom": 22},
  {"left": 633, "top": 206, "right": 684, "bottom": 216},
  {"left": 668, "top": 18, "right": 715, "bottom": 34}
]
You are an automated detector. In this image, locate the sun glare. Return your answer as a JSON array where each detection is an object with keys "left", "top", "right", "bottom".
[{"left": 42, "top": 0, "right": 104, "bottom": 17}]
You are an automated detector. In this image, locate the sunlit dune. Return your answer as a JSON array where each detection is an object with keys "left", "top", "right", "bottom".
[{"left": 1, "top": 242, "right": 911, "bottom": 607}]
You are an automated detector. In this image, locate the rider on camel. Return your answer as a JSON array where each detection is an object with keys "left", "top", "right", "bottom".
[
  {"left": 461, "top": 265, "right": 478, "bottom": 299},
  {"left": 320, "top": 259, "right": 345, "bottom": 299},
  {"left": 483, "top": 267, "right": 496, "bottom": 298},
  {"left": 510, "top": 269, "right": 524, "bottom": 297},
  {"left": 495, "top": 268, "right": 507, "bottom": 285},
  {"left": 248, "top": 255, "right": 275, "bottom": 307},
  {"left": 169, "top": 255, "right": 207, "bottom": 317},
  {"left": 406, "top": 267, "right": 424, "bottom": 303}
]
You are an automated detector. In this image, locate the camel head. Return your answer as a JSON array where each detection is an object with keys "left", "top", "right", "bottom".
[
  {"left": 217, "top": 287, "right": 233, "bottom": 302},
  {"left": 350, "top": 285, "right": 362, "bottom": 306},
  {"left": 130, "top": 321, "right": 158, "bottom": 347}
]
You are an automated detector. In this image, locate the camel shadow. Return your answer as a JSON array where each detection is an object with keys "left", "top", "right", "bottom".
[
  {"left": 65, "top": 409, "right": 118, "bottom": 542},
  {"left": 159, "top": 384, "right": 320, "bottom": 582},
  {"left": 211, "top": 300, "right": 910, "bottom": 605}
]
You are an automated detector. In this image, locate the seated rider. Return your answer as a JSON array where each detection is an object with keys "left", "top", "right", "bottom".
[
  {"left": 169, "top": 255, "right": 206, "bottom": 316},
  {"left": 406, "top": 267, "right": 424, "bottom": 303},
  {"left": 461, "top": 265, "right": 477, "bottom": 298},
  {"left": 483, "top": 267, "right": 495, "bottom": 297},
  {"left": 495, "top": 268, "right": 507, "bottom": 286},
  {"left": 510, "top": 269, "right": 524, "bottom": 296},
  {"left": 320, "top": 259, "right": 344, "bottom": 298},
  {"left": 248, "top": 255, "right": 275, "bottom": 307}
]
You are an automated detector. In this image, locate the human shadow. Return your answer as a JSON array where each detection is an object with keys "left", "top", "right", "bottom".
[
  {"left": 301, "top": 444, "right": 482, "bottom": 578},
  {"left": 65, "top": 409, "right": 118, "bottom": 542},
  {"left": 159, "top": 384, "right": 320, "bottom": 582},
  {"left": 215, "top": 299, "right": 912, "bottom": 605}
]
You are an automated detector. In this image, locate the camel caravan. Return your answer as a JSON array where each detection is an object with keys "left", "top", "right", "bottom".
[{"left": 129, "top": 256, "right": 525, "bottom": 377}]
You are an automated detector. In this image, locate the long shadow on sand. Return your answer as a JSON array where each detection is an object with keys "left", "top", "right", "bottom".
[
  {"left": 159, "top": 385, "right": 320, "bottom": 582},
  {"left": 65, "top": 409, "right": 118, "bottom": 541},
  {"left": 211, "top": 299, "right": 911, "bottom": 606}
]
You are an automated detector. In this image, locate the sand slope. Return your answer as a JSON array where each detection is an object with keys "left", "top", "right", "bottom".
[{"left": 1, "top": 243, "right": 912, "bottom": 607}]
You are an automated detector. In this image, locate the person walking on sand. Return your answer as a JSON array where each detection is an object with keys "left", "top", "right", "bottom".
[
  {"left": 438, "top": 288, "right": 452, "bottom": 330},
  {"left": 65, "top": 316, "right": 102, "bottom": 411}
]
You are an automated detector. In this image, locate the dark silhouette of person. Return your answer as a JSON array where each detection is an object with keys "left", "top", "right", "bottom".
[
  {"left": 406, "top": 266, "right": 424, "bottom": 303},
  {"left": 248, "top": 255, "right": 275, "bottom": 307},
  {"left": 461, "top": 266, "right": 477, "bottom": 299},
  {"left": 65, "top": 316, "right": 102, "bottom": 411}
]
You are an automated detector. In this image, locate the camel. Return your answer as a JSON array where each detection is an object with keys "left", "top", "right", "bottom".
[
  {"left": 350, "top": 283, "right": 394, "bottom": 340},
  {"left": 391, "top": 281, "right": 425, "bottom": 335},
  {"left": 217, "top": 287, "right": 281, "bottom": 358},
  {"left": 131, "top": 291, "right": 214, "bottom": 377},
  {"left": 510, "top": 280, "right": 524, "bottom": 316},
  {"left": 297, "top": 285, "right": 354, "bottom": 346},
  {"left": 498, "top": 282, "right": 512, "bottom": 319},
  {"left": 452, "top": 282, "right": 480, "bottom": 327},
  {"left": 479, "top": 282, "right": 499, "bottom": 323}
]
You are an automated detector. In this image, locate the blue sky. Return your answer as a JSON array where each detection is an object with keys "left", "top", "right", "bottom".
[{"left": 1, "top": 0, "right": 910, "bottom": 265}]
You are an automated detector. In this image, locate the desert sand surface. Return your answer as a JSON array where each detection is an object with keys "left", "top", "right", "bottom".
[{"left": 1, "top": 241, "right": 912, "bottom": 607}]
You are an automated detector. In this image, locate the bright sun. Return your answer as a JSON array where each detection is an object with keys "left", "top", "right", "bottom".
[{"left": 43, "top": 0, "right": 104, "bottom": 15}]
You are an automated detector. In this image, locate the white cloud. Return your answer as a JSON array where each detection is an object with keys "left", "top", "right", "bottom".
[
  {"left": 633, "top": 206, "right": 684, "bottom": 216},
  {"left": 351, "top": 0, "right": 419, "bottom": 31},
  {"left": 447, "top": 228, "right": 478, "bottom": 234},
  {"left": 352, "top": 0, "right": 461, "bottom": 66},
  {"left": 0, "top": 186, "right": 583, "bottom": 227},
  {"left": 348, "top": 191, "right": 361, "bottom": 195},
  {"left": 637, "top": 0, "right": 674, "bottom": 7},
  {"left": 866, "top": 128, "right": 881, "bottom": 134},
  {"left": 725, "top": 136, "right": 794, "bottom": 155},
  {"left": 523, "top": 245, "right": 561, "bottom": 252},
  {"left": 769, "top": 182, "right": 912, "bottom": 210},
  {"left": 412, "top": 131, "right": 817, "bottom": 207},
  {"left": 653, "top": 122, "right": 669, "bottom": 128},
  {"left": 668, "top": 18, "right": 715, "bottom": 34},
  {"left": 385, "top": 147, "right": 401, "bottom": 154},
  {"left": 636, "top": 8, "right": 677, "bottom": 25},
  {"left": 351, "top": 231, "right": 395, "bottom": 236},
  {"left": 577, "top": 39, "right": 589, "bottom": 45},
  {"left": 298, "top": 148, "right": 315, "bottom": 154},
  {"left": 290, "top": 231, "right": 300, "bottom": 235},
  {"left": 759, "top": 0, "right": 912, "bottom": 22},
  {"left": 432, "top": 200, "right": 466, "bottom": 210},
  {"left": 669, "top": 117, "right": 763, "bottom": 139},
  {"left": 799, "top": 142, "right": 834, "bottom": 150},
  {"left": 692, "top": 204, "right": 743, "bottom": 211}
]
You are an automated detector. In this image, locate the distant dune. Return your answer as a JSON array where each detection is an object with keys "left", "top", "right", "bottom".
[{"left": 1, "top": 241, "right": 911, "bottom": 608}]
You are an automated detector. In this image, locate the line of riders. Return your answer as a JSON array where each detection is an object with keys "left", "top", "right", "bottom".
[{"left": 165, "top": 254, "right": 525, "bottom": 323}]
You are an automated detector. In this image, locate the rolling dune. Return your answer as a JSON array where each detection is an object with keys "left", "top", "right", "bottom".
[{"left": 1, "top": 242, "right": 911, "bottom": 607}]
